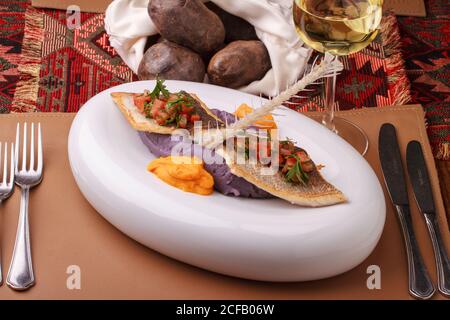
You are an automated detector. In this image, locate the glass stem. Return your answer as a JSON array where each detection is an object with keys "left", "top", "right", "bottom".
[{"left": 321, "top": 54, "right": 338, "bottom": 133}]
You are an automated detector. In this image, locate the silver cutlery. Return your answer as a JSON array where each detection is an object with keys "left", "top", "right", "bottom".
[
  {"left": 0, "top": 142, "right": 15, "bottom": 286},
  {"left": 6, "top": 123, "right": 43, "bottom": 291},
  {"left": 379, "top": 123, "right": 435, "bottom": 299},
  {"left": 406, "top": 140, "right": 450, "bottom": 297}
]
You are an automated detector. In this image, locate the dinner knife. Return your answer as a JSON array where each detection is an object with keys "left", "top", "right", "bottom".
[
  {"left": 406, "top": 140, "right": 450, "bottom": 297},
  {"left": 378, "top": 123, "right": 435, "bottom": 299}
]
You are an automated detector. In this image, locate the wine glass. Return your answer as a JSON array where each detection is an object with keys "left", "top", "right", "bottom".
[{"left": 293, "top": 0, "right": 383, "bottom": 155}]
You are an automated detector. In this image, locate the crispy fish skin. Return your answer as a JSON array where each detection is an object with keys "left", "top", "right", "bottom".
[{"left": 227, "top": 160, "right": 347, "bottom": 207}]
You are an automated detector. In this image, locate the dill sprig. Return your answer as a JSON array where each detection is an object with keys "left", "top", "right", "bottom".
[
  {"left": 149, "top": 79, "right": 170, "bottom": 100},
  {"left": 285, "top": 155, "right": 309, "bottom": 185}
]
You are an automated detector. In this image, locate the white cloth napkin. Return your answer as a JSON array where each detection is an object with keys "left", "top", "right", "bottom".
[{"left": 104, "top": 0, "right": 311, "bottom": 97}]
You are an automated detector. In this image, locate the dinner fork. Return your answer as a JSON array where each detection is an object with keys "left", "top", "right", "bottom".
[
  {"left": 0, "top": 142, "right": 15, "bottom": 286},
  {"left": 7, "top": 123, "right": 43, "bottom": 290}
]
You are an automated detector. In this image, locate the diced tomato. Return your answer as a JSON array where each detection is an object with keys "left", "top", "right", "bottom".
[
  {"left": 301, "top": 161, "right": 314, "bottom": 172},
  {"left": 153, "top": 99, "right": 166, "bottom": 111},
  {"left": 167, "top": 105, "right": 178, "bottom": 116},
  {"left": 178, "top": 114, "right": 188, "bottom": 128},
  {"left": 133, "top": 94, "right": 151, "bottom": 113},
  {"left": 181, "top": 104, "right": 194, "bottom": 114},
  {"left": 190, "top": 114, "right": 201, "bottom": 122},
  {"left": 280, "top": 148, "right": 292, "bottom": 156},
  {"left": 285, "top": 157, "right": 297, "bottom": 167},
  {"left": 295, "top": 150, "right": 310, "bottom": 162},
  {"left": 155, "top": 112, "right": 169, "bottom": 125},
  {"left": 151, "top": 106, "right": 159, "bottom": 118}
]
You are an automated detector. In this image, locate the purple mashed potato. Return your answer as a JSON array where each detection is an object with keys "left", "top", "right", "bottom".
[{"left": 139, "top": 109, "right": 273, "bottom": 198}]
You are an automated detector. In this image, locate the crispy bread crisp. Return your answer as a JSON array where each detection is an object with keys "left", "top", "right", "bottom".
[
  {"left": 111, "top": 92, "right": 175, "bottom": 134},
  {"left": 110, "top": 92, "right": 222, "bottom": 133}
]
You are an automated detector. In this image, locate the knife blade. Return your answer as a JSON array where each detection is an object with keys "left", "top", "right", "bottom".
[
  {"left": 379, "top": 124, "right": 409, "bottom": 206},
  {"left": 378, "top": 123, "right": 435, "bottom": 299},
  {"left": 406, "top": 141, "right": 435, "bottom": 213},
  {"left": 406, "top": 140, "right": 450, "bottom": 297}
]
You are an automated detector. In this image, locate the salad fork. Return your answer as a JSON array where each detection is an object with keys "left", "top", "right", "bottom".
[
  {"left": 0, "top": 142, "right": 15, "bottom": 286},
  {"left": 7, "top": 123, "right": 43, "bottom": 290}
]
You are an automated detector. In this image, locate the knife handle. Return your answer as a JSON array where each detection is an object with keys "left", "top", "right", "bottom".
[
  {"left": 423, "top": 213, "right": 450, "bottom": 297},
  {"left": 395, "top": 205, "right": 435, "bottom": 299}
]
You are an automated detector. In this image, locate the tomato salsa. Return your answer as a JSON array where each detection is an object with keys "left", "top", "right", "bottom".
[
  {"left": 242, "top": 137, "right": 314, "bottom": 185},
  {"left": 134, "top": 80, "right": 201, "bottom": 129}
]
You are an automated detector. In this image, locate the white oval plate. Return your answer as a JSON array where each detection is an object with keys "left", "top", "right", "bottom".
[{"left": 68, "top": 80, "right": 386, "bottom": 282}]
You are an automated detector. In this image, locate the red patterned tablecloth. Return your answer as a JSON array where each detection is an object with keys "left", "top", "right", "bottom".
[{"left": 398, "top": 0, "right": 450, "bottom": 160}]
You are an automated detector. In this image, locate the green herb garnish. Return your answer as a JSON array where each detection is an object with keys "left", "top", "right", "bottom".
[
  {"left": 143, "top": 101, "right": 153, "bottom": 119},
  {"left": 149, "top": 78, "right": 170, "bottom": 100},
  {"left": 166, "top": 97, "right": 192, "bottom": 109},
  {"left": 165, "top": 114, "right": 177, "bottom": 125},
  {"left": 285, "top": 155, "right": 309, "bottom": 185}
]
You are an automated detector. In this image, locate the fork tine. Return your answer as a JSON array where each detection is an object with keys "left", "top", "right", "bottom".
[
  {"left": 37, "top": 123, "right": 43, "bottom": 173},
  {"left": 29, "top": 123, "right": 34, "bottom": 171},
  {"left": 21, "top": 122, "right": 27, "bottom": 172},
  {"left": 15, "top": 123, "right": 19, "bottom": 174},
  {"left": 9, "top": 143, "right": 14, "bottom": 186},
  {"left": 2, "top": 142, "right": 7, "bottom": 185}
]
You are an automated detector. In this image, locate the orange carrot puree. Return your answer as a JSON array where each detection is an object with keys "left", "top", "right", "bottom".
[{"left": 147, "top": 156, "right": 214, "bottom": 195}]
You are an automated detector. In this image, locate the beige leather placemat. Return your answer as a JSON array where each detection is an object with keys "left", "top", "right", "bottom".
[
  {"left": 32, "top": 0, "right": 426, "bottom": 17},
  {"left": 384, "top": 0, "right": 426, "bottom": 17},
  {"left": 0, "top": 105, "right": 448, "bottom": 300}
]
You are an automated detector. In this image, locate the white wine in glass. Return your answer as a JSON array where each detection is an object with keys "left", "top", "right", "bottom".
[{"left": 293, "top": 0, "right": 383, "bottom": 155}]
